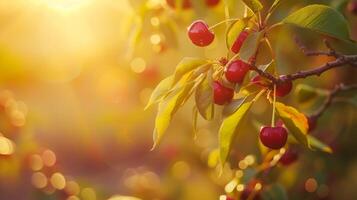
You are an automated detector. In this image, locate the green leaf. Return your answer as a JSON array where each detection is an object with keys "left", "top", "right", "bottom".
[
  {"left": 226, "top": 17, "right": 250, "bottom": 50},
  {"left": 172, "top": 57, "right": 208, "bottom": 86},
  {"left": 308, "top": 135, "right": 333, "bottom": 153},
  {"left": 282, "top": 4, "right": 351, "bottom": 41},
  {"left": 195, "top": 71, "right": 214, "bottom": 120},
  {"left": 259, "top": 60, "right": 276, "bottom": 75},
  {"left": 275, "top": 102, "right": 309, "bottom": 147},
  {"left": 152, "top": 77, "right": 195, "bottom": 148},
  {"left": 262, "top": 183, "right": 288, "bottom": 200},
  {"left": 239, "top": 31, "right": 263, "bottom": 63},
  {"left": 222, "top": 97, "right": 247, "bottom": 117},
  {"left": 219, "top": 101, "right": 253, "bottom": 164},
  {"left": 242, "top": 0, "right": 263, "bottom": 13},
  {"left": 145, "top": 76, "right": 174, "bottom": 110},
  {"left": 295, "top": 84, "right": 328, "bottom": 103}
]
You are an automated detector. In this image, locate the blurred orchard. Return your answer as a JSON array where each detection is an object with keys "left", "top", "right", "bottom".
[{"left": 0, "top": 0, "right": 356, "bottom": 200}]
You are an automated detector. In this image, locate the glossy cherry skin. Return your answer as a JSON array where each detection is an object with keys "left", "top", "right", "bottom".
[
  {"left": 205, "top": 0, "right": 220, "bottom": 7},
  {"left": 260, "top": 126, "right": 288, "bottom": 149},
  {"left": 187, "top": 20, "right": 215, "bottom": 47},
  {"left": 213, "top": 81, "right": 234, "bottom": 105},
  {"left": 231, "top": 30, "right": 250, "bottom": 53},
  {"left": 225, "top": 60, "right": 250, "bottom": 83},
  {"left": 279, "top": 148, "right": 299, "bottom": 166},
  {"left": 166, "top": 0, "right": 191, "bottom": 9},
  {"left": 276, "top": 78, "right": 293, "bottom": 97}
]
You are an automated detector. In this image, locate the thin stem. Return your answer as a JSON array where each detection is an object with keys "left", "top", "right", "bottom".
[
  {"left": 266, "top": 22, "right": 282, "bottom": 32},
  {"left": 253, "top": 89, "right": 267, "bottom": 102},
  {"left": 264, "top": 12, "right": 272, "bottom": 26},
  {"left": 209, "top": 18, "right": 239, "bottom": 30},
  {"left": 257, "top": 12, "right": 262, "bottom": 29},
  {"left": 264, "top": 37, "right": 275, "bottom": 59},
  {"left": 271, "top": 84, "right": 276, "bottom": 127},
  {"left": 225, "top": 52, "right": 240, "bottom": 67}
]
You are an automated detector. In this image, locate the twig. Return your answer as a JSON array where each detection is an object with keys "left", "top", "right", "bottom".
[
  {"left": 249, "top": 38, "right": 357, "bottom": 84},
  {"left": 310, "top": 84, "right": 357, "bottom": 119},
  {"left": 294, "top": 37, "right": 340, "bottom": 57},
  {"left": 284, "top": 38, "right": 356, "bottom": 81},
  {"left": 283, "top": 57, "right": 355, "bottom": 81}
]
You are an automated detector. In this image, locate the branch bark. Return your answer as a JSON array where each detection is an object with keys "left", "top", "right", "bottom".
[{"left": 250, "top": 38, "right": 357, "bottom": 84}]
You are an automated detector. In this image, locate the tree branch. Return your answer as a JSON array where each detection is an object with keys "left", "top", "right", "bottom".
[
  {"left": 310, "top": 83, "right": 357, "bottom": 119},
  {"left": 250, "top": 38, "right": 357, "bottom": 84}
]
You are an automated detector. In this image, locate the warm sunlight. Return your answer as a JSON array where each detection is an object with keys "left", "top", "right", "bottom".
[
  {"left": 0, "top": 1, "right": 356, "bottom": 199},
  {"left": 40, "top": 0, "right": 91, "bottom": 12}
]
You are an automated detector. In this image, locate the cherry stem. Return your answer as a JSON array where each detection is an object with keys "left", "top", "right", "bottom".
[
  {"left": 225, "top": 52, "right": 240, "bottom": 68},
  {"left": 209, "top": 18, "right": 239, "bottom": 30},
  {"left": 253, "top": 89, "right": 267, "bottom": 102},
  {"left": 257, "top": 12, "right": 262, "bottom": 28},
  {"left": 271, "top": 84, "right": 276, "bottom": 127},
  {"left": 266, "top": 22, "right": 282, "bottom": 32},
  {"left": 264, "top": 37, "right": 275, "bottom": 59}
]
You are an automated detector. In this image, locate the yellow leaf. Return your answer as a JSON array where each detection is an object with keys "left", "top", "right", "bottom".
[
  {"left": 195, "top": 70, "right": 214, "bottom": 120},
  {"left": 275, "top": 102, "right": 309, "bottom": 147},
  {"left": 219, "top": 101, "right": 253, "bottom": 165},
  {"left": 145, "top": 76, "right": 174, "bottom": 110},
  {"left": 152, "top": 74, "right": 195, "bottom": 149}
]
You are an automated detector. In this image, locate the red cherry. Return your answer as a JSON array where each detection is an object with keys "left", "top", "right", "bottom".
[
  {"left": 307, "top": 116, "right": 318, "bottom": 132},
  {"left": 231, "top": 30, "right": 250, "bottom": 54},
  {"left": 213, "top": 81, "right": 234, "bottom": 105},
  {"left": 275, "top": 78, "right": 293, "bottom": 97},
  {"left": 187, "top": 20, "right": 215, "bottom": 47},
  {"left": 260, "top": 126, "right": 288, "bottom": 149},
  {"left": 279, "top": 148, "right": 299, "bottom": 166},
  {"left": 347, "top": 1, "right": 357, "bottom": 15},
  {"left": 240, "top": 180, "right": 262, "bottom": 200},
  {"left": 205, "top": 0, "right": 220, "bottom": 7},
  {"left": 166, "top": 0, "right": 191, "bottom": 9},
  {"left": 225, "top": 60, "right": 251, "bottom": 83}
]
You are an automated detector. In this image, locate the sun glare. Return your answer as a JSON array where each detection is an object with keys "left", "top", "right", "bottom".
[{"left": 42, "top": 0, "right": 90, "bottom": 12}]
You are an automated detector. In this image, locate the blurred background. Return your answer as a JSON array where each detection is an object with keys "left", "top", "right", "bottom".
[{"left": 0, "top": 0, "right": 356, "bottom": 199}]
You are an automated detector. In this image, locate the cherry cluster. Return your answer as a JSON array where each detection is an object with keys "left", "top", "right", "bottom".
[{"left": 187, "top": 20, "right": 294, "bottom": 150}]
